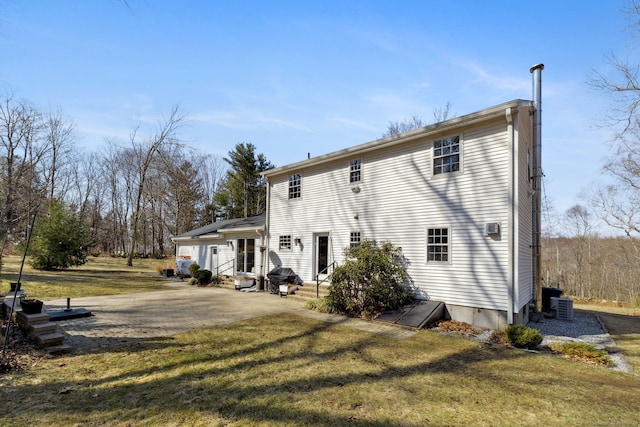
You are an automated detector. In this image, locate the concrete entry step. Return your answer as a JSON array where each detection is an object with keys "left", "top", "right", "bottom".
[{"left": 36, "top": 332, "right": 65, "bottom": 347}]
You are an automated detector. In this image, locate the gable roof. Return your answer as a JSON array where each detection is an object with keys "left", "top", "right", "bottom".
[
  {"left": 262, "top": 99, "right": 531, "bottom": 178},
  {"left": 172, "top": 212, "right": 266, "bottom": 241}
]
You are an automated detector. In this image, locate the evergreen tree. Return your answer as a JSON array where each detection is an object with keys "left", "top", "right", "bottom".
[
  {"left": 213, "top": 143, "right": 274, "bottom": 219},
  {"left": 28, "top": 199, "right": 92, "bottom": 270}
]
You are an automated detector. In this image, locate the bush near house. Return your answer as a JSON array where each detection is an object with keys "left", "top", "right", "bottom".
[
  {"left": 506, "top": 324, "right": 543, "bottom": 349},
  {"left": 193, "top": 269, "right": 213, "bottom": 286},
  {"left": 188, "top": 263, "right": 200, "bottom": 277},
  {"left": 327, "top": 240, "right": 413, "bottom": 318}
]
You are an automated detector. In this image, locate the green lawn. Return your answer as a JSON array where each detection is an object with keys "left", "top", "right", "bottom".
[{"left": 1, "top": 255, "right": 173, "bottom": 300}]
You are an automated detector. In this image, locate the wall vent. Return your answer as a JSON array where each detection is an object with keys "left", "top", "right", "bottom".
[
  {"left": 550, "top": 297, "right": 573, "bottom": 321},
  {"left": 485, "top": 223, "right": 500, "bottom": 236}
]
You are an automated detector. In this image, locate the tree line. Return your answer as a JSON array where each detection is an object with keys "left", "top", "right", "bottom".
[{"left": 0, "top": 93, "right": 273, "bottom": 268}]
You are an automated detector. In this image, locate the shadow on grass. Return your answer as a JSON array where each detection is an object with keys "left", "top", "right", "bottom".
[{"left": 0, "top": 313, "right": 567, "bottom": 426}]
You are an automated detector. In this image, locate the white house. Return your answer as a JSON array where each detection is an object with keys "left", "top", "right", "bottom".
[
  {"left": 261, "top": 98, "right": 540, "bottom": 329},
  {"left": 171, "top": 213, "right": 266, "bottom": 283}
]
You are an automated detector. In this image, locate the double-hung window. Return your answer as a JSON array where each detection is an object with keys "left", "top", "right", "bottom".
[
  {"left": 350, "top": 231, "right": 361, "bottom": 248},
  {"left": 427, "top": 228, "right": 449, "bottom": 262},
  {"left": 433, "top": 136, "right": 460, "bottom": 175},
  {"left": 288, "top": 174, "right": 301, "bottom": 199},
  {"left": 350, "top": 159, "right": 362, "bottom": 183}
]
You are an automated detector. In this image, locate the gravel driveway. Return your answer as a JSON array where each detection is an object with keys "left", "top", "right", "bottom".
[{"left": 528, "top": 311, "right": 634, "bottom": 374}]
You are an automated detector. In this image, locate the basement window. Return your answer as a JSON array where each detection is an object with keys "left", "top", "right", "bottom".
[
  {"left": 427, "top": 228, "right": 449, "bottom": 262},
  {"left": 433, "top": 136, "right": 460, "bottom": 175}
]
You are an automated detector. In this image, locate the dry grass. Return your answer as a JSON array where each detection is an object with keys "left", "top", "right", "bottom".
[
  {"left": 575, "top": 302, "right": 640, "bottom": 373},
  {"left": 1, "top": 312, "right": 639, "bottom": 426},
  {"left": 1, "top": 265, "right": 639, "bottom": 425},
  {"left": 0, "top": 255, "right": 173, "bottom": 300}
]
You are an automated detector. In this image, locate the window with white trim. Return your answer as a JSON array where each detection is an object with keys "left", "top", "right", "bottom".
[
  {"left": 427, "top": 228, "right": 449, "bottom": 262},
  {"left": 236, "top": 238, "right": 255, "bottom": 273},
  {"left": 279, "top": 235, "right": 292, "bottom": 251},
  {"left": 288, "top": 174, "right": 301, "bottom": 199},
  {"left": 350, "top": 159, "right": 362, "bottom": 183},
  {"left": 350, "top": 231, "right": 361, "bottom": 248},
  {"left": 433, "top": 136, "right": 460, "bottom": 175}
]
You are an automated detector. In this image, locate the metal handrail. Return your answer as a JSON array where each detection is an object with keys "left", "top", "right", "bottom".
[
  {"left": 217, "top": 259, "right": 235, "bottom": 278},
  {"left": 315, "top": 261, "right": 337, "bottom": 298}
]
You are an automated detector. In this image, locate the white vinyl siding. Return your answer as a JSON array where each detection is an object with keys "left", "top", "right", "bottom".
[{"left": 266, "top": 104, "right": 531, "bottom": 315}]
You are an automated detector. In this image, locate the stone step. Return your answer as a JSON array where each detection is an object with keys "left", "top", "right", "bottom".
[
  {"left": 15, "top": 311, "right": 50, "bottom": 328},
  {"left": 46, "top": 344, "right": 73, "bottom": 355},
  {"left": 29, "top": 321, "right": 58, "bottom": 338},
  {"left": 36, "top": 332, "right": 65, "bottom": 347}
]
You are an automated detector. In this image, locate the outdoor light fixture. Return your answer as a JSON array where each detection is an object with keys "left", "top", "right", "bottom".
[{"left": 294, "top": 238, "right": 301, "bottom": 246}]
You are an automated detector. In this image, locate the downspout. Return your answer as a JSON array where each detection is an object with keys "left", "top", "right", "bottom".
[
  {"left": 506, "top": 107, "right": 515, "bottom": 324},
  {"left": 256, "top": 226, "right": 265, "bottom": 290},
  {"left": 264, "top": 177, "right": 272, "bottom": 289},
  {"left": 530, "top": 63, "right": 544, "bottom": 312}
]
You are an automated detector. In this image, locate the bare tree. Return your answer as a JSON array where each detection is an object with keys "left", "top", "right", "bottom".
[
  {"left": 41, "top": 109, "right": 75, "bottom": 204},
  {"left": 126, "top": 106, "right": 184, "bottom": 266},
  {"left": 588, "top": 1, "right": 640, "bottom": 240},
  {"left": 564, "top": 205, "right": 596, "bottom": 298},
  {"left": 382, "top": 102, "right": 453, "bottom": 137}
]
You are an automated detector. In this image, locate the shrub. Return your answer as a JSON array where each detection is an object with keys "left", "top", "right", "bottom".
[
  {"left": 506, "top": 324, "right": 543, "bottom": 349},
  {"left": 327, "top": 240, "right": 413, "bottom": 318},
  {"left": 305, "top": 298, "right": 342, "bottom": 314},
  {"left": 549, "top": 342, "right": 613, "bottom": 366},
  {"left": 188, "top": 263, "right": 201, "bottom": 277},
  {"left": 193, "top": 269, "right": 213, "bottom": 285}
]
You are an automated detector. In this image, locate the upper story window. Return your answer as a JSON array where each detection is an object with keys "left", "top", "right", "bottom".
[
  {"left": 433, "top": 136, "right": 460, "bottom": 175},
  {"left": 350, "top": 231, "right": 361, "bottom": 248},
  {"left": 427, "top": 228, "right": 449, "bottom": 262},
  {"left": 288, "top": 174, "right": 301, "bottom": 199},
  {"left": 350, "top": 159, "right": 362, "bottom": 183},
  {"left": 279, "top": 235, "right": 292, "bottom": 251}
]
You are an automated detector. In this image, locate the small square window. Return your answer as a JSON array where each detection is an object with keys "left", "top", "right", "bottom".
[
  {"left": 350, "top": 231, "right": 361, "bottom": 248},
  {"left": 288, "top": 174, "right": 301, "bottom": 199},
  {"left": 350, "top": 159, "right": 362, "bottom": 183},
  {"left": 427, "top": 228, "right": 449, "bottom": 262},
  {"left": 279, "top": 235, "right": 292, "bottom": 250}
]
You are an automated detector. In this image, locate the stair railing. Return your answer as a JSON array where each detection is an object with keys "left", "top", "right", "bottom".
[
  {"left": 315, "top": 261, "right": 337, "bottom": 298},
  {"left": 216, "top": 259, "right": 235, "bottom": 279}
]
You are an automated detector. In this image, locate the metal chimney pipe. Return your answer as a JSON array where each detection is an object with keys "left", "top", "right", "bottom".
[{"left": 530, "top": 63, "right": 544, "bottom": 313}]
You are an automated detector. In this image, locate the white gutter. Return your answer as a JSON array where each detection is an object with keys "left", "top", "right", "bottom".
[
  {"left": 262, "top": 100, "right": 530, "bottom": 178},
  {"left": 171, "top": 233, "right": 221, "bottom": 243}
]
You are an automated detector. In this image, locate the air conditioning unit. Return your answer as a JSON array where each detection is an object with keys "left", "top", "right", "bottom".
[
  {"left": 550, "top": 297, "right": 574, "bottom": 321},
  {"left": 485, "top": 222, "right": 500, "bottom": 236}
]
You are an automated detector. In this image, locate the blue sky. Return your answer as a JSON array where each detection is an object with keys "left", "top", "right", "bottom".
[{"left": 0, "top": 0, "right": 631, "bottom": 224}]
